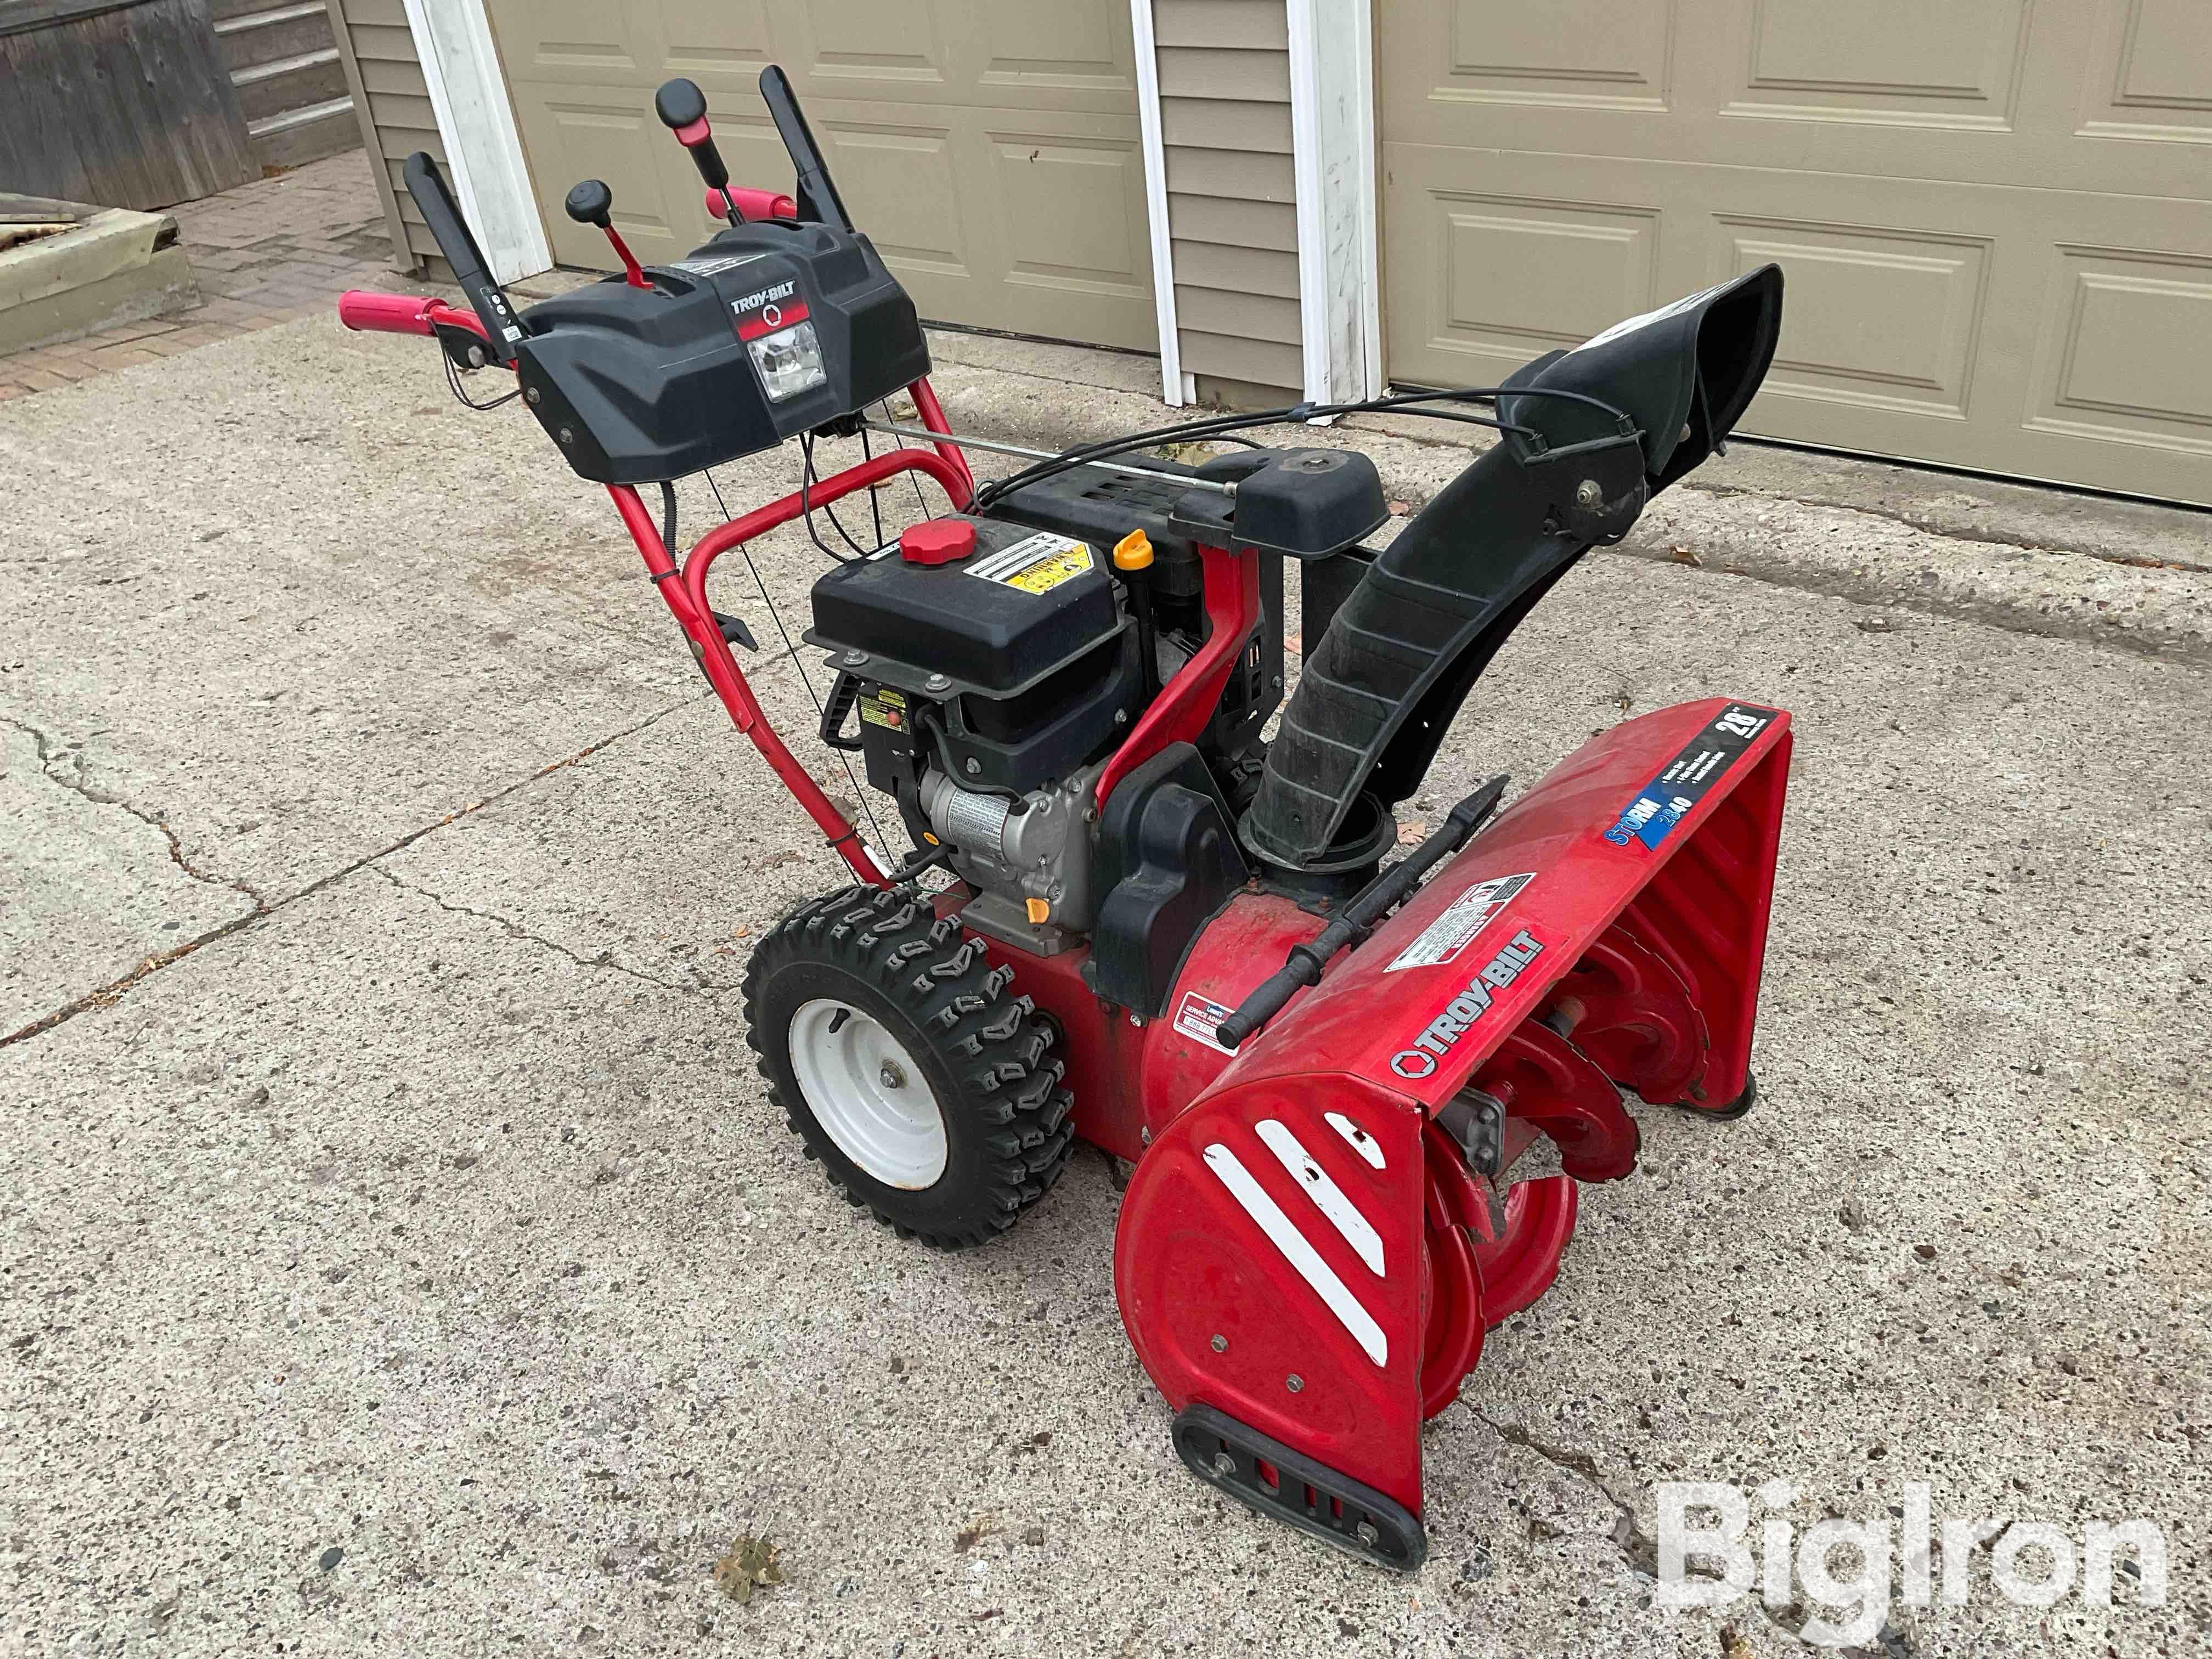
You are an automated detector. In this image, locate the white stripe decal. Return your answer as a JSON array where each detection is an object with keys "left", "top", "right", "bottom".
[
  {"left": 1255, "top": 1119, "right": 1384, "bottom": 1278},
  {"left": 1325, "top": 1111, "right": 1385, "bottom": 1170},
  {"left": 1203, "top": 1143, "right": 1387, "bottom": 1367}
]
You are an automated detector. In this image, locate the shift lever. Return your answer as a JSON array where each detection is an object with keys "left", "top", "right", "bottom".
[
  {"left": 563, "top": 179, "right": 648, "bottom": 289},
  {"left": 653, "top": 78, "right": 742, "bottom": 227}
]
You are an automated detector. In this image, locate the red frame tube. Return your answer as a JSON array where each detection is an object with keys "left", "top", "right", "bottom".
[
  {"left": 336, "top": 285, "right": 992, "bottom": 883},
  {"left": 1092, "top": 544, "right": 1260, "bottom": 808}
]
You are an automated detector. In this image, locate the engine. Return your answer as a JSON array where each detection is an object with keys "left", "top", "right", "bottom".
[{"left": 803, "top": 453, "right": 1313, "bottom": 950}]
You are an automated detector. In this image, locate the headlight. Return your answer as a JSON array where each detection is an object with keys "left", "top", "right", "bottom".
[{"left": 747, "top": 320, "right": 826, "bottom": 401}]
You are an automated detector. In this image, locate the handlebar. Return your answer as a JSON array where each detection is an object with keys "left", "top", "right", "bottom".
[
  {"left": 337, "top": 290, "right": 490, "bottom": 345},
  {"left": 712, "top": 186, "right": 800, "bottom": 223}
]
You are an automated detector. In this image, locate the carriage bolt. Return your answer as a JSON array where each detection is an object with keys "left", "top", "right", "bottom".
[
  {"left": 1210, "top": 1334, "right": 1227, "bottom": 1353},
  {"left": 1285, "top": 1374, "right": 1304, "bottom": 1393},
  {"left": 524, "top": 385, "right": 540, "bottom": 404}
]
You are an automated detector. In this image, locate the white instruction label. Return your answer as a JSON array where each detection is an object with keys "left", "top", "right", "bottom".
[{"left": 1383, "top": 872, "right": 1536, "bottom": 972}]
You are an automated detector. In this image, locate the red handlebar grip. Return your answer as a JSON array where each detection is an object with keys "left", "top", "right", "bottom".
[
  {"left": 708, "top": 187, "right": 800, "bottom": 222},
  {"left": 337, "top": 290, "right": 435, "bottom": 335}
]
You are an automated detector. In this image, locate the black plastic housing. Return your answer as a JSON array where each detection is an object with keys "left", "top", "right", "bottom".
[
  {"left": 512, "top": 220, "right": 928, "bottom": 484},
  {"left": 1167, "top": 448, "right": 1387, "bottom": 558}
]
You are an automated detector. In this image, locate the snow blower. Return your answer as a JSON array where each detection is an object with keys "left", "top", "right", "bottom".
[{"left": 340, "top": 66, "right": 1793, "bottom": 1572}]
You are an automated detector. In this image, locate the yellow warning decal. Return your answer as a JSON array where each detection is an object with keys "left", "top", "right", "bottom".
[{"left": 966, "top": 531, "right": 1094, "bottom": 596}]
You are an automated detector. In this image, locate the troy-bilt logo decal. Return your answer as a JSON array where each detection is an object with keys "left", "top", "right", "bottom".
[
  {"left": 730, "top": 279, "right": 807, "bottom": 341},
  {"left": 1388, "top": 928, "right": 1545, "bottom": 1080},
  {"left": 1603, "top": 703, "right": 1777, "bottom": 853}
]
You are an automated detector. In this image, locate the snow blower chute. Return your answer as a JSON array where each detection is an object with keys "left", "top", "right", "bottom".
[{"left": 340, "top": 65, "right": 1793, "bottom": 1574}]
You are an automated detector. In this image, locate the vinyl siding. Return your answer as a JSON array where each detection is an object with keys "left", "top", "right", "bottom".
[
  {"left": 1152, "top": 0, "right": 1303, "bottom": 399},
  {"left": 326, "top": 0, "right": 445, "bottom": 277}
]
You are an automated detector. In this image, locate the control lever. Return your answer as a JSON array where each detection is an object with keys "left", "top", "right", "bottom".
[
  {"left": 653, "top": 78, "right": 743, "bottom": 227},
  {"left": 563, "top": 179, "right": 648, "bottom": 289},
  {"left": 757, "top": 65, "right": 851, "bottom": 233},
  {"left": 401, "top": 151, "right": 523, "bottom": 364}
]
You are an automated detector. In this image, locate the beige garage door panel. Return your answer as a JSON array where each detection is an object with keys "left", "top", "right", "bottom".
[
  {"left": 1380, "top": 0, "right": 2212, "bottom": 503},
  {"left": 485, "top": 0, "right": 1156, "bottom": 350}
]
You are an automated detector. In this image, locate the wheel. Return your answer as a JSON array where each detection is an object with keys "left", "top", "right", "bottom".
[{"left": 742, "top": 885, "right": 1075, "bottom": 1248}]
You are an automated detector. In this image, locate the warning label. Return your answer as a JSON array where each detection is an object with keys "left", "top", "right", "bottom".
[
  {"left": 1384, "top": 871, "right": 1536, "bottom": 973},
  {"left": 966, "top": 532, "right": 1093, "bottom": 595},
  {"left": 1173, "top": 990, "right": 1235, "bottom": 1055}
]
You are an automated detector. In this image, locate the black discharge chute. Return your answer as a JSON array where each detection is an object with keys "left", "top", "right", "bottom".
[{"left": 1240, "top": 266, "right": 1785, "bottom": 872}]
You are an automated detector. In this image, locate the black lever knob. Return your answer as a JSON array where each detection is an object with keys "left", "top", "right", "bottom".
[
  {"left": 654, "top": 78, "right": 708, "bottom": 132},
  {"left": 652, "top": 77, "right": 736, "bottom": 221},
  {"left": 563, "top": 178, "right": 613, "bottom": 229}
]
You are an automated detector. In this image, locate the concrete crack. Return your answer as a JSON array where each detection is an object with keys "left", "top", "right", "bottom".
[
  {"left": 0, "top": 691, "right": 714, "bottom": 1048},
  {"left": 1, "top": 714, "right": 268, "bottom": 910},
  {"left": 1467, "top": 1406, "right": 1670, "bottom": 1579},
  {"left": 371, "top": 867, "right": 695, "bottom": 993}
]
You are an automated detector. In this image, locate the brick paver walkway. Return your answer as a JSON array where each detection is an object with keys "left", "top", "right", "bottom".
[{"left": 0, "top": 152, "right": 422, "bottom": 401}]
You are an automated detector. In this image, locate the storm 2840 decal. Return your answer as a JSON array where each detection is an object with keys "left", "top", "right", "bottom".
[
  {"left": 1603, "top": 703, "right": 1777, "bottom": 851},
  {"left": 1388, "top": 928, "right": 1548, "bottom": 1080}
]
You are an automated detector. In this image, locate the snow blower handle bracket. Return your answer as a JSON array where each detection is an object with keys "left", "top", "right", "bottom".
[{"left": 1216, "top": 774, "right": 1508, "bottom": 1051}]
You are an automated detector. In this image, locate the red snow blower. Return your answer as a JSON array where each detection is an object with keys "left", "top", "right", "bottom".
[{"left": 341, "top": 67, "right": 1793, "bottom": 1572}]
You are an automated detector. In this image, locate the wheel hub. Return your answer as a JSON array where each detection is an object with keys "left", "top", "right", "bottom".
[{"left": 787, "top": 999, "right": 947, "bottom": 1189}]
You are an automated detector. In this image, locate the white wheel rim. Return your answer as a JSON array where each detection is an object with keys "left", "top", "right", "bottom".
[{"left": 787, "top": 998, "right": 948, "bottom": 1189}]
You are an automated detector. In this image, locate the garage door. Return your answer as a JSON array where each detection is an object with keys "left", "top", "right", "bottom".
[
  {"left": 1379, "top": 2, "right": 2212, "bottom": 504},
  {"left": 481, "top": 0, "right": 1158, "bottom": 349}
]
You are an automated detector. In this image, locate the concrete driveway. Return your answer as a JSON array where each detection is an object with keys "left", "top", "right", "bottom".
[{"left": 2, "top": 318, "right": 2208, "bottom": 1658}]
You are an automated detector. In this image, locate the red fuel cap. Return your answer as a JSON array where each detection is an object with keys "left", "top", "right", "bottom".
[{"left": 900, "top": 518, "right": 975, "bottom": 566}]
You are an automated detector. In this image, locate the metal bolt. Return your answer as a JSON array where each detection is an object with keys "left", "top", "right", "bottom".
[
  {"left": 963, "top": 757, "right": 981, "bottom": 776},
  {"left": 926, "top": 673, "right": 950, "bottom": 691},
  {"left": 524, "top": 384, "right": 540, "bottom": 404},
  {"left": 1212, "top": 1452, "right": 1235, "bottom": 1476},
  {"left": 1139, "top": 1125, "right": 1152, "bottom": 1146},
  {"left": 1113, "top": 709, "right": 1128, "bottom": 725},
  {"left": 558, "top": 426, "right": 575, "bottom": 445},
  {"left": 1575, "top": 478, "right": 1604, "bottom": 508},
  {"left": 1356, "top": 1521, "right": 1379, "bottom": 1547},
  {"left": 1210, "top": 1334, "right": 1227, "bottom": 1353},
  {"left": 1128, "top": 1013, "right": 1144, "bottom": 1028},
  {"left": 1285, "top": 1374, "right": 1304, "bottom": 1393},
  {"left": 878, "top": 1062, "right": 905, "bottom": 1090},
  {"left": 842, "top": 651, "right": 870, "bottom": 667}
]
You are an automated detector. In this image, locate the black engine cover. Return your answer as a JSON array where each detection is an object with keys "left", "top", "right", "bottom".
[{"left": 809, "top": 518, "right": 1139, "bottom": 794}]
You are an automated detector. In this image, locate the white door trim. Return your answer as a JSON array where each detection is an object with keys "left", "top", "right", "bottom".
[
  {"left": 1128, "top": 0, "right": 1187, "bottom": 407},
  {"left": 400, "top": 0, "right": 551, "bottom": 285},
  {"left": 1286, "top": 0, "right": 1382, "bottom": 404}
]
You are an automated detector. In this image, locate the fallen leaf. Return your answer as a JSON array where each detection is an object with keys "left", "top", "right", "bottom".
[
  {"left": 1387, "top": 499, "right": 1412, "bottom": 516},
  {"left": 1668, "top": 545, "right": 1703, "bottom": 567},
  {"left": 713, "top": 1536, "right": 785, "bottom": 1605},
  {"left": 1397, "top": 822, "right": 1426, "bottom": 846},
  {"left": 1720, "top": 1627, "right": 1757, "bottom": 1659}
]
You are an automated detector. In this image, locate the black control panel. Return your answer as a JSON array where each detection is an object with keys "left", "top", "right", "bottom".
[
  {"left": 402, "top": 67, "right": 930, "bottom": 486},
  {"left": 512, "top": 223, "right": 928, "bottom": 484}
]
